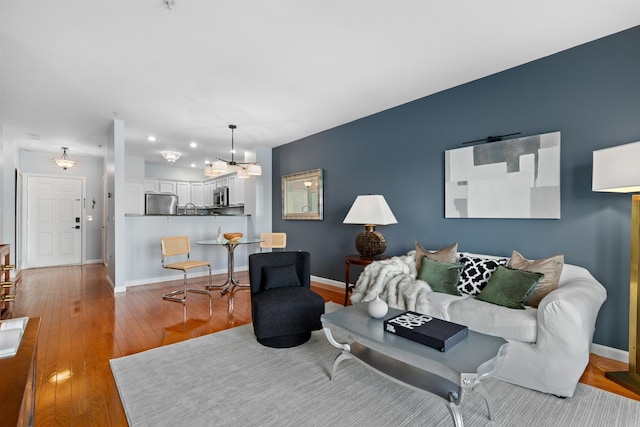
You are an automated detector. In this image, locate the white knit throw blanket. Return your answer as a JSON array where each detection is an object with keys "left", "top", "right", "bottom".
[{"left": 350, "top": 251, "right": 434, "bottom": 312}]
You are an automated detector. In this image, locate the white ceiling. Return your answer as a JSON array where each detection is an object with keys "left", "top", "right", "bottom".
[{"left": 1, "top": 1, "right": 639, "bottom": 167}]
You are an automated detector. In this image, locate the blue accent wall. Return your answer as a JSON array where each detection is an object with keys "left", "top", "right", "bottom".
[{"left": 273, "top": 26, "right": 640, "bottom": 350}]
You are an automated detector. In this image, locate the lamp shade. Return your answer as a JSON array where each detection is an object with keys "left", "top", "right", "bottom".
[
  {"left": 593, "top": 140, "right": 640, "bottom": 193},
  {"left": 343, "top": 195, "right": 398, "bottom": 225}
]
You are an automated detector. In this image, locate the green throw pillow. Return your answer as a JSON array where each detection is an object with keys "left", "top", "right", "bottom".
[
  {"left": 418, "top": 256, "right": 463, "bottom": 296},
  {"left": 476, "top": 266, "right": 543, "bottom": 309}
]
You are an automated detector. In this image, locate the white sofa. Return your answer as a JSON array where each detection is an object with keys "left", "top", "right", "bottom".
[{"left": 350, "top": 251, "right": 607, "bottom": 397}]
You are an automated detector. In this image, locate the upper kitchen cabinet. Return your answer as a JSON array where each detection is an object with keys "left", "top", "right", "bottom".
[
  {"left": 160, "top": 181, "right": 177, "bottom": 194},
  {"left": 203, "top": 181, "right": 212, "bottom": 206},
  {"left": 228, "top": 175, "right": 245, "bottom": 205},
  {"left": 190, "top": 182, "right": 204, "bottom": 207},
  {"left": 176, "top": 181, "right": 190, "bottom": 206},
  {"left": 144, "top": 179, "right": 159, "bottom": 193}
]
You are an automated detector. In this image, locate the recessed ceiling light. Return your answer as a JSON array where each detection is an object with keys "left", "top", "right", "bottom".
[
  {"left": 190, "top": 163, "right": 196, "bottom": 168},
  {"left": 204, "top": 160, "right": 211, "bottom": 165},
  {"left": 190, "top": 141, "right": 198, "bottom": 148},
  {"left": 147, "top": 135, "right": 156, "bottom": 142}
]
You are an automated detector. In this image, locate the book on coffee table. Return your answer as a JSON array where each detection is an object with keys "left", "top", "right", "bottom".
[{"left": 383, "top": 311, "right": 468, "bottom": 352}]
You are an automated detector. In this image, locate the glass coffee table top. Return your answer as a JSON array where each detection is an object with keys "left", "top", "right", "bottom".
[{"left": 321, "top": 303, "right": 508, "bottom": 427}]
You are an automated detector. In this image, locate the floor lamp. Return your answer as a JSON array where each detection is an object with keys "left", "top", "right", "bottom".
[{"left": 593, "top": 140, "right": 640, "bottom": 394}]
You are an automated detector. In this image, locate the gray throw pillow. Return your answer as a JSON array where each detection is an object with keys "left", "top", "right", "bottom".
[{"left": 414, "top": 241, "right": 458, "bottom": 272}]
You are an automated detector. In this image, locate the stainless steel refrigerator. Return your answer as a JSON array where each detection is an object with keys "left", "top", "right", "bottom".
[{"left": 145, "top": 193, "right": 178, "bottom": 215}]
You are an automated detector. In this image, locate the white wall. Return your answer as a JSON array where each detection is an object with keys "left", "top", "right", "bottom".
[
  {"left": 1, "top": 128, "right": 24, "bottom": 268},
  {"left": 106, "top": 119, "right": 126, "bottom": 290},
  {"left": 244, "top": 146, "right": 272, "bottom": 237},
  {"left": 125, "top": 155, "right": 145, "bottom": 184},
  {"left": 20, "top": 150, "right": 104, "bottom": 263}
]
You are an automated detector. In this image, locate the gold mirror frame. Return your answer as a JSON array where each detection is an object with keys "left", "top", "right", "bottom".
[{"left": 282, "top": 169, "right": 323, "bottom": 220}]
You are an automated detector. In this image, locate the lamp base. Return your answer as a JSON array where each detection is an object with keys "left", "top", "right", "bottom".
[
  {"left": 355, "top": 225, "right": 387, "bottom": 258},
  {"left": 605, "top": 371, "right": 640, "bottom": 395}
]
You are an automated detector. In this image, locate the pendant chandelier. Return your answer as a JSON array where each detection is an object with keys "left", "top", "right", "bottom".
[
  {"left": 53, "top": 147, "right": 78, "bottom": 170},
  {"left": 204, "top": 125, "right": 262, "bottom": 178}
]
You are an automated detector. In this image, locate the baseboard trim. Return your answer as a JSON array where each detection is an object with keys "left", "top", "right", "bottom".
[
  {"left": 123, "top": 266, "right": 249, "bottom": 289},
  {"left": 311, "top": 275, "right": 343, "bottom": 289},
  {"left": 592, "top": 343, "right": 628, "bottom": 363}
]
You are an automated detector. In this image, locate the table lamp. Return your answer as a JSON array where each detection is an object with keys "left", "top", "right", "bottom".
[
  {"left": 593, "top": 140, "right": 640, "bottom": 393},
  {"left": 343, "top": 195, "right": 397, "bottom": 258}
]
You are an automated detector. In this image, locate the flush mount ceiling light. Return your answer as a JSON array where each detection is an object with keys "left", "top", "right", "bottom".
[
  {"left": 53, "top": 147, "right": 78, "bottom": 170},
  {"left": 203, "top": 124, "right": 262, "bottom": 178},
  {"left": 161, "top": 151, "right": 181, "bottom": 163}
]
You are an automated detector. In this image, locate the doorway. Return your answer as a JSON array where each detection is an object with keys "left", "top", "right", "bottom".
[{"left": 23, "top": 175, "right": 84, "bottom": 268}]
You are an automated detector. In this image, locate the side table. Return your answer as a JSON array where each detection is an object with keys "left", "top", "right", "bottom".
[{"left": 344, "top": 254, "right": 390, "bottom": 306}]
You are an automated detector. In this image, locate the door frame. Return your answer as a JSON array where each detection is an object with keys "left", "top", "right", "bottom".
[{"left": 21, "top": 173, "right": 86, "bottom": 268}]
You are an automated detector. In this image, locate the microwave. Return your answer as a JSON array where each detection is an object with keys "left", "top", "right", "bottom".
[{"left": 213, "top": 187, "right": 229, "bottom": 207}]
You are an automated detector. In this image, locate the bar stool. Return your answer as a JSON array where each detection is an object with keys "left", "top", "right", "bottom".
[
  {"left": 161, "top": 236, "right": 212, "bottom": 309},
  {"left": 259, "top": 232, "right": 287, "bottom": 251}
]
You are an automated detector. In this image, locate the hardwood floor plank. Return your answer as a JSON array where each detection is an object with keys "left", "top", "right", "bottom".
[{"left": 5, "top": 263, "right": 638, "bottom": 427}]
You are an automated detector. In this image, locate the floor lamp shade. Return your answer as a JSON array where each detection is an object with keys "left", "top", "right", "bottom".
[
  {"left": 593, "top": 140, "right": 640, "bottom": 394},
  {"left": 593, "top": 141, "right": 640, "bottom": 192},
  {"left": 343, "top": 195, "right": 397, "bottom": 258}
]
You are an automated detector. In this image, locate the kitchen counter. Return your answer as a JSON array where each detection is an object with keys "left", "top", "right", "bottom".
[{"left": 122, "top": 214, "right": 253, "bottom": 292}]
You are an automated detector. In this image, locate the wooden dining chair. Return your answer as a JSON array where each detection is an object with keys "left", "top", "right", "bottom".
[{"left": 160, "top": 236, "right": 212, "bottom": 309}]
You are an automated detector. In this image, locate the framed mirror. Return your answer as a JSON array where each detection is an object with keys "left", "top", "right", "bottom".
[{"left": 282, "top": 169, "right": 323, "bottom": 220}]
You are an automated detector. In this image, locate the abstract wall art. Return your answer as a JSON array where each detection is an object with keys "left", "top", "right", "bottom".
[{"left": 445, "top": 131, "right": 560, "bottom": 219}]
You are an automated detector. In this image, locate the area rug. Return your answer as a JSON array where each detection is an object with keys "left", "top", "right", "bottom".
[{"left": 111, "top": 303, "right": 640, "bottom": 426}]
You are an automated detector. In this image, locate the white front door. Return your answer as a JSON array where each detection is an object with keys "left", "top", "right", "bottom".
[{"left": 25, "top": 175, "right": 83, "bottom": 268}]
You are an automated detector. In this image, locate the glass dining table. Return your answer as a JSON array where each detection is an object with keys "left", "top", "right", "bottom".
[{"left": 195, "top": 238, "right": 262, "bottom": 314}]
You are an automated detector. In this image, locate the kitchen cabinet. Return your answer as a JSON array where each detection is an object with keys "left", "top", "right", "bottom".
[
  {"left": 215, "top": 177, "right": 229, "bottom": 189},
  {"left": 144, "top": 180, "right": 159, "bottom": 193},
  {"left": 159, "top": 181, "right": 176, "bottom": 194},
  {"left": 236, "top": 176, "right": 245, "bottom": 204},
  {"left": 228, "top": 175, "right": 246, "bottom": 205},
  {"left": 176, "top": 181, "right": 190, "bottom": 206},
  {"left": 203, "top": 181, "right": 212, "bottom": 206},
  {"left": 190, "top": 182, "right": 204, "bottom": 207}
]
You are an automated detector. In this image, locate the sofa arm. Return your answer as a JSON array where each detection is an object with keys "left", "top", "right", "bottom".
[
  {"left": 494, "top": 275, "right": 607, "bottom": 397},
  {"left": 536, "top": 277, "right": 606, "bottom": 355}
]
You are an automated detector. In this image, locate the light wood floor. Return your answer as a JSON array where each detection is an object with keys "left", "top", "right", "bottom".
[{"left": 8, "top": 264, "right": 640, "bottom": 426}]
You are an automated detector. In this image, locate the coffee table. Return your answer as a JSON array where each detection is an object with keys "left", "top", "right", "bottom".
[{"left": 321, "top": 304, "right": 508, "bottom": 427}]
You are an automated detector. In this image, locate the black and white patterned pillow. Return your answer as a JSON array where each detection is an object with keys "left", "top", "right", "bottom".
[{"left": 457, "top": 255, "right": 508, "bottom": 295}]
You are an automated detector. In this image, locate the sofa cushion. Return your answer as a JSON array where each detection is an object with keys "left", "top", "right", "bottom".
[
  {"left": 508, "top": 250, "right": 564, "bottom": 308},
  {"left": 446, "top": 297, "right": 538, "bottom": 343},
  {"left": 457, "top": 255, "right": 508, "bottom": 295},
  {"left": 476, "top": 266, "right": 543, "bottom": 309},
  {"left": 414, "top": 291, "right": 467, "bottom": 321},
  {"left": 414, "top": 241, "right": 458, "bottom": 272},
  {"left": 418, "top": 257, "right": 463, "bottom": 296}
]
